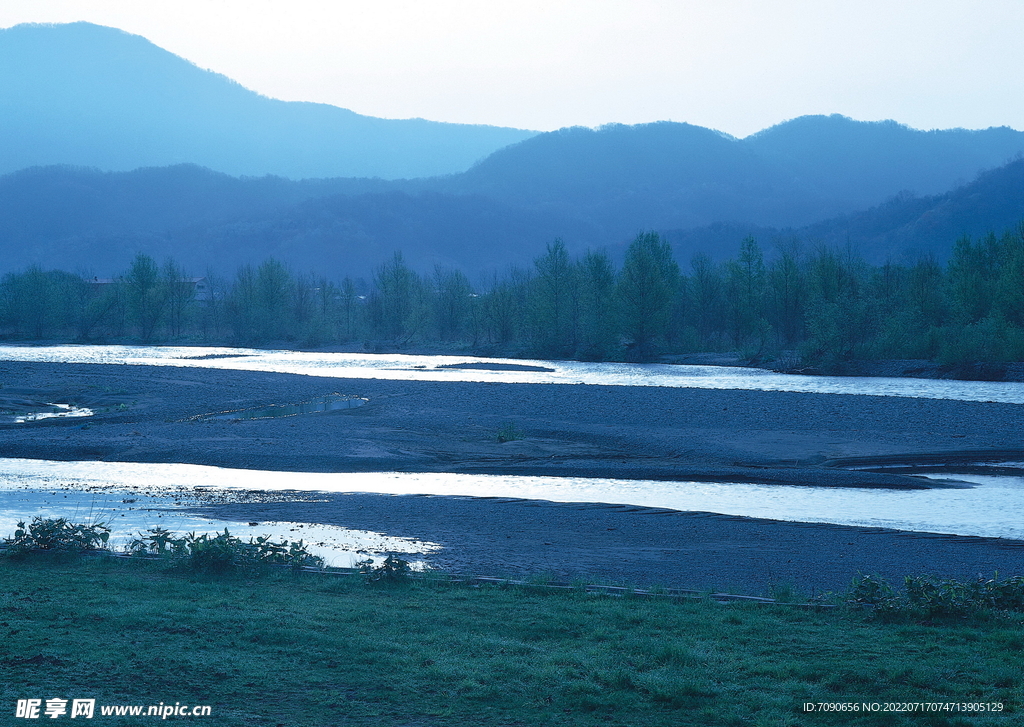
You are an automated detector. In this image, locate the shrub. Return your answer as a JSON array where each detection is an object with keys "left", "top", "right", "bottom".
[
  {"left": 496, "top": 421, "right": 524, "bottom": 443},
  {"left": 129, "top": 527, "right": 324, "bottom": 574},
  {"left": 2, "top": 517, "right": 110, "bottom": 556},
  {"left": 850, "top": 573, "right": 1024, "bottom": 618},
  {"left": 356, "top": 554, "right": 412, "bottom": 583}
]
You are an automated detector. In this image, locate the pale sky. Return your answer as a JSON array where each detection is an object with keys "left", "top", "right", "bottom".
[{"left": 0, "top": 0, "right": 1021, "bottom": 136}]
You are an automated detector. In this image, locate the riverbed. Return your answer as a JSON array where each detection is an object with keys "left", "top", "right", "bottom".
[{"left": 1, "top": 346, "right": 1022, "bottom": 591}]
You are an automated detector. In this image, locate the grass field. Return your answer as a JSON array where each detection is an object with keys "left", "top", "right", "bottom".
[{"left": 1, "top": 557, "right": 1021, "bottom": 726}]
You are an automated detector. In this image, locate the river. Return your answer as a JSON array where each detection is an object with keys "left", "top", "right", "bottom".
[
  {"left": 1, "top": 344, "right": 1022, "bottom": 402},
  {"left": 1, "top": 345, "right": 1021, "bottom": 561}
]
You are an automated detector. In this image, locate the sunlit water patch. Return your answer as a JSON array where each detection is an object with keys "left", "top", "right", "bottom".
[
  {"left": 0, "top": 458, "right": 1021, "bottom": 541},
  {"left": 1, "top": 403, "right": 94, "bottom": 424},
  {"left": 0, "top": 483, "right": 438, "bottom": 568},
  {"left": 2, "top": 344, "right": 1024, "bottom": 402}
]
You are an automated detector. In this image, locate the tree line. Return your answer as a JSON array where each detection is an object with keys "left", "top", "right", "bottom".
[{"left": 3, "top": 227, "right": 1023, "bottom": 367}]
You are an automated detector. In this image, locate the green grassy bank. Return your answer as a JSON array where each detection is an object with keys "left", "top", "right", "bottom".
[{"left": 1, "top": 558, "right": 1021, "bottom": 726}]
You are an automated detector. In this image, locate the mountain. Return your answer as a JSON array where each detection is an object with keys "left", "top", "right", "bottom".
[
  {"left": 745, "top": 114, "right": 1024, "bottom": 209},
  {"left": 795, "top": 158, "right": 1024, "bottom": 261},
  {"left": 446, "top": 116, "right": 1024, "bottom": 232},
  {"left": 0, "top": 164, "right": 596, "bottom": 276},
  {"left": 6, "top": 153, "right": 1024, "bottom": 279},
  {"left": 4, "top": 24, "right": 1024, "bottom": 279},
  {"left": 660, "top": 159, "right": 1024, "bottom": 266},
  {"left": 0, "top": 22, "right": 536, "bottom": 179}
]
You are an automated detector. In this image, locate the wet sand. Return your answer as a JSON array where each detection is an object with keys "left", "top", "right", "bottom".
[{"left": 1, "top": 360, "right": 1023, "bottom": 592}]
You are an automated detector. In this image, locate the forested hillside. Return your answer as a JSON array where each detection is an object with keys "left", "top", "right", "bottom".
[
  {"left": 447, "top": 116, "right": 1024, "bottom": 231},
  {"left": 664, "top": 158, "right": 1024, "bottom": 265},
  {"left": 5, "top": 126, "right": 1024, "bottom": 277},
  {"left": 0, "top": 164, "right": 597, "bottom": 275}
]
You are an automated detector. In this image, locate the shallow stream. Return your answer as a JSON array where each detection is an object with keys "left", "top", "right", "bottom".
[
  {"left": 2, "top": 344, "right": 1023, "bottom": 402},
  {"left": 0, "top": 459, "right": 1021, "bottom": 545},
  {"left": 2, "top": 346, "right": 1022, "bottom": 561}
]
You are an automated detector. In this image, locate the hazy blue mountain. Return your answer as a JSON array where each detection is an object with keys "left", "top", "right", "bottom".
[
  {"left": 0, "top": 164, "right": 594, "bottom": 276},
  {"left": 660, "top": 159, "right": 1024, "bottom": 266},
  {"left": 795, "top": 158, "right": 1024, "bottom": 262},
  {"left": 447, "top": 117, "right": 1024, "bottom": 231},
  {"left": 4, "top": 41, "right": 1024, "bottom": 281},
  {"left": 5, "top": 155, "right": 1023, "bottom": 279},
  {"left": 0, "top": 22, "right": 536, "bottom": 179},
  {"left": 746, "top": 114, "right": 1024, "bottom": 204}
]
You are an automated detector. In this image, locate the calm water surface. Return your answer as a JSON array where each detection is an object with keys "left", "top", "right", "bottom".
[
  {"left": 0, "top": 459, "right": 1021, "bottom": 542},
  {"left": 2, "top": 344, "right": 1023, "bottom": 402}
]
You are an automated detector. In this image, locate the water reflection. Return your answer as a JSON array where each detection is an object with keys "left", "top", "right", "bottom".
[
  {"left": 1, "top": 344, "right": 1022, "bottom": 403},
  {"left": 0, "top": 458, "right": 1021, "bottom": 541}
]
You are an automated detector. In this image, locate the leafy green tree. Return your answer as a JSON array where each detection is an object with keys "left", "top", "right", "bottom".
[
  {"left": 865, "top": 262, "right": 915, "bottom": 358},
  {"left": 946, "top": 235, "right": 998, "bottom": 325},
  {"left": 530, "top": 239, "right": 578, "bottom": 357},
  {"left": 907, "top": 257, "right": 945, "bottom": 328},
  {"left": 993, "top": 227, "right": 1024, "bottom": 328},
  {"left": 123, "top": 253, "right": 167, "bottom": 342},
  {"left": 724, "top": 236, "right": 768, "bottom": 350},
  {"left": 802, "top": 248, "right": 872, "bottom": 366},
  {"left": 576, "top": 250, "right": 619, "bottom": 360},
  {"left": 617, "top": 231, "right": 680, "bottom": 360},
  {"left": 370, "top": 252, "right": 425, "bottom": 342},
  {"left": 688, "top": 253, "right": 724, "bottom": 349}
]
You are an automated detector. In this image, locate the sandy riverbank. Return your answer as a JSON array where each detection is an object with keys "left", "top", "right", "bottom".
[
  {"left": 3, "top": 361, "right": 1023, "bottom": 481},
  {"left": 186, "top": 493, "right": 1024, "bottom": 596},
  {"left": 1, "top": 360, "right": 1023, "bottom": 591}
]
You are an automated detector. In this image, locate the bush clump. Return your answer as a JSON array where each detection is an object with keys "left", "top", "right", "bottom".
[
  {"left": 851, "top": 573, "right": 1024, "bottom": 618},
  {"left": 496, "top": 421, "right": 524, "bottom": 443},
  {"left": 2, "top": 517, "right": 111, "bottom": 556},
  {"left": 129, "top": 527, "right": 324, "bottom": 574},
  {"left": 356, "top": 554, "right": 413, "bottom": 583}
]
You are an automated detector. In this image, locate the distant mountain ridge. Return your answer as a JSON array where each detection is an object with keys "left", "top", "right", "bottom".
[
  {"left": 448, "top": 117, "right": 1024, "bottom": 230},
  {"left": 663, "top": 159, "right": 1024, "bottom": 265},
  {"left": 799, "top": 157, "right": 1024, "bottom": 260},
  {"left": 0, "top": 164, "right": 598, "bottom": 275},
  {"left": 0, "top": 22, "right": 536, "bottom": 179},
  {"left": 4, "top": 153, "right": 1024, "bottom": 277},
  {"left": 3, "top": 22, "right": 1024, "bottom": 275}
]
